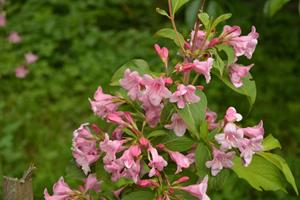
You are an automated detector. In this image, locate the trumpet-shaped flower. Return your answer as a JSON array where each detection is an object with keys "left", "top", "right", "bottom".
[
  {"left": 206, "top": 147, "right": 235, "bottom": 176},
  {"left": 170, "top": 84, "right": 200, "bottom": 109},
  {"left": 165, "top": 113, "right": 187, "bottom": 137},
  {"left": 193, "top": 58, "right": 213, "bottom": 84}
]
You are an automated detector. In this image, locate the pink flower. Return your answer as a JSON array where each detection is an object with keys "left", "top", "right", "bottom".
[
  {"left": 90, "top": 87, "right": 121, "bottom": 118},
  {"left": 148, "top": 146, "right": 168, "bottom": 177},
  {"left": 72, "top": 123, "right": 100, "bottom": 175},
  {"left": 193, "top": 58, "right": 213, "bottom": 83},
  {"left": 83, "top": 174, "right": 101, "bottom": 193},
  {"left": 205, "top": 147, "right": 235, "bottom": 176},
  {"left": 112, "top": 127, "right": 123, "bottom": 140},
  {"left": 190, "top": 30, "right": 208, "bottom": 50},
  {"left": 119, "top": 148, "right": 141, "bottom": 182},
  {"left": 154, "top": 44, "right": 169, "bottom": 66},
  {"left": 242, "top": 120, "right": 264, "bottom": 139},
  {"left": 221, "top": 26, "right": 259, "bottom": 59},
  {"left": 143, "top": 75, "right": 172, "bottom": 106},
  {"left": 44, "top": 177, "right": 73, "bottom": 200},
  {"left": 229, "top": 63, "right": 253, "bottom": 88},
  {"left": 0, "top": 14, "right": 6, "bottom": 27},
  {"left": 179, "top": 175, "right": 210, "bottom": 200},
  {"left": 165, "top": 113, "right": 187, "bottom": 137},
  {"left": 239, "top": 137, "right": 263, "bottom": 166},
  {"left": 175, "top": 62, "right": 195, "bottom": 73},
  {"left": 25, "top": 52, "right": 38, "bottom": 64},
  {"left": 215, "top": 122, "right": 244, "bottom": 150},
  {"left": 8, "top": 31, "right": 22, "bottom": 43},
  {"left": 100, "top": 133, "right": 125, "bottom": 164},
  {"left": 15, "top": 65, "right": 29, "bottom": 78},
  {"left": 224, "top": 106, "right": 242, "bottom": 123},
  {"left": 120, "top": 69, "right": 144, "bottom": 100},
  {"left": 140, "top": 95, "right": 164, "bottom": 128},
  {"left": 167, "top": 150, "right": 191, "bottom": 174},
  {"left": 205, "top": 108, "right": 218, "bottom": 130},
  {"left": 169, "top": 84, "right": 200, "bottom": 109}
]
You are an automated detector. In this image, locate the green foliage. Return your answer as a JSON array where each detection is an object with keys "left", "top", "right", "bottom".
[
  {"left": 155, "top": 28, "right": 185, "bottom": 47},
  {"left": 264, "top": 0, "right": 291, "bottom": 17},
  {"left": 121, "top": 191, "right": 155, "bottom": 200},
  {"left": 232, "top": 156, "right": 287, "bottom": 193},
  {"left": 177, "top": 91, "right": 207, "bottom": 137},
  {"left": 262, "top": 134, "right": 282, "bottom": 151},
  {"left": 172, "top": 0, "right": 190, "bottom": 15}
]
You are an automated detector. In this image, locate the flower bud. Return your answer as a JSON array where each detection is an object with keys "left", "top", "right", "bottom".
[
  {"left": 173, "top": 176, "right": 190, "bottom": 184},
  {"left": 137, "top": 179, "right": 159, "bottom": 188},
  {"left": 156, "top": 143, "right": 165, "bottom": 150},
  {"left": 139, "top": 137, "right": 149, "bottom": 148},
  {"left": 130, "top": 145, "right": 141, "bottom": 157}
]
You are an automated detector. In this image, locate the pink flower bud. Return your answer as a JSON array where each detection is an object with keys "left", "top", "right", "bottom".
[
  {"left": 184, "top": 41, "right": 191, "bottom": 49},
  {"left": 164, "top": 77, "right": 173, "bottom": 85},
  {"left": 137, "top": 179, "right": 159, "bottom": 188},
  {"left": 139, "top": 137, "right": 149, "bottom": 148},
  {"left": 196, "top": 85, "right": 205, "bottom": 90},
  {"left": 169, "top": 188, "right": 175, "bottom": 194},
  {"left": 156, "top": 197, "right": 164, "bottom": 200},
  {"left": 154, "top": 44, "right": 169, "bottom": 65},
  {"left": 91, "top": 123, "right": 101, "bottom": 134},
  {"left": 174, "top": 176, "right": 190, "bottom": 184},
  {"left": 156, "top": 143, "right": 165, "bottom": 150},
  {"left": 208, "top": 37, "right": 219, "bottom": 47}
]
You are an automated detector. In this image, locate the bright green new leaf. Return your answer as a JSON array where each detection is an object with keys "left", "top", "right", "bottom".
[
  {"left": 232, "top": 156, "right": 287, "bottom": 193},
  {"left": 121, "top": 191, "right": 155, "bottom": 200},
  {"left": 198, "top": 12, "right": 210, "bottom": 30},
  {"left": 211, "top": 13, "right": 232, "bottom": 29},
  {"left": 156, "top": 7, "right": 169, "bottom": 18},
  {"left": 216, "top": 44, "right": 235, "bottom": 66},
  {"left": 264, "top": 0, "right": 290, "bottom": 17},
  {"left": 177, "top": 91, "right": 207, "bottom": 136},
  {"left": 172, "top": 0, "right": 190, "bottom": 15},
  {"left": 147, "top": 130, "right": 169, "bottom": 139},
  {"left": 262, "top": 134, "right": 281, "bottom": 151},
  {"left": 213, "top": 71, "right": 256, "bottom": 110},
  {"left": 155, "top": 28, "right": 185, "bottom": 47},
  {"left": 195, "top": 142, "right": 211, "bottom": 177},
  {"left": 163, "top": 135, "right": 195, "bottom": 151},
  {"left": 111, "top": 59, "right": 151, "bottom": 86},
  {"left": 258, "top": 152, "right": 298, "bottom": 195}
]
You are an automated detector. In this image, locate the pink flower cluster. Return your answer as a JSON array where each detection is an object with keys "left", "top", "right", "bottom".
[
  {"left": 205, "top": 106, "right": 264, "bottom": 176},
  {"left": 44, "top": 174, "right": 100, "bottom": 200}
]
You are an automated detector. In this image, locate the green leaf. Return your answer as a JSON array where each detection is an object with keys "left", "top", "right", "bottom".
[
  {"left": 213, "top": 71, "right": 256, "bottom": 110},
  {"left": 216, "top": 45, "right": 235, "bottom": 66},
  {"left": 177, "top": 91, "right": 207, "bottom": 136},
  {"left": 198, "top": 12, "right": 210, "bottom": 30},
  {"left": 111, "top": 59, "right": 151, "bottom": 86},
  {"left": 185, "top": 0, "right": 201, "bottom": 29},
  {"left": 262, "top": 134, "right": 281, "bottom": 151},
  {"left": 195, "top": 142, "right": 211, "bottom": 177},
  {"left": 211, "top": 13, "right": 232, "bottom": 29},
  {"left": 155, "top": 28, "right": 185, "bottom": 47},
  {"left": 232, "top": 155, "right": 287, "bottom": 193},
  {"left": 172, "top": 0, "right": 190, "bottom": 15},
  {"left": 156, "top": 8, "right": 169, "bottom": 18},
  {"left": 264, "top": 0, "right": 290, "bottom": 17},
  {"left": 199, "top": 120, "right": 209, "bottom": 140},
  {"left": 211, "top": 49, "right": 225, "bottom": 76},
  {"left": 147, "top": 130, "right": 169, "bottom": 139},
  {"left": 258, "top": 152, "right": 298, "bottom": 195},
  {"left": 164, "top": 135, "right": 195, "bottom": 151},
  {"left": 65, "top": 160, "right": 85, "bottom": 181},
  {"left": 121, "top": 191, "right": 155, "bottom": 200}
]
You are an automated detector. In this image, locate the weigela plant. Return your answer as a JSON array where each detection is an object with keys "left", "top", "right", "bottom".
[{"left": 44, "top": 1, "right": 298, "bottom": 199}]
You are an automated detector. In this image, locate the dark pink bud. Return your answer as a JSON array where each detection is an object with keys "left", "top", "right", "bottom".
[
  {"left": 91, "top": 123, "right": 101, "bottom": 134},
  {"left": 137, "top": 179, "right": 159, "bottom": 188},
  {"left": 196, "top": 85, "right": 205, "bottom": 90},
  {"left": 164, "top": 77, "right": 173, "bottom": 85},
  {"left": 174, "top": 176, "right": 190, "bottom": 184},
  {"left": 169, "top": 188, "right": 175, "bottom": 194},
  {"left": 124, "top": 112, "right": 134, "bottom": 124},
  {"left": 184, "top": 41, "right": 191, "bottom": 49},
  {"left": 156, "top": 144, "right": 165, "bottom": 150},
  {"left": 156, "top": 197, "right": 163, "bottom": 200},
  {"left": 139, "top": 137, "right": 149, "bottom": 148},
  {"left": 208, "top": 38, "right": 220, "bottom": 47}
]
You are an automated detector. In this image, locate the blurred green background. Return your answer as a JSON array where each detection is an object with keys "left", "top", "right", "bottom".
[{"left": 0, "top": 0, "right": 299, "bottom": 199}]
